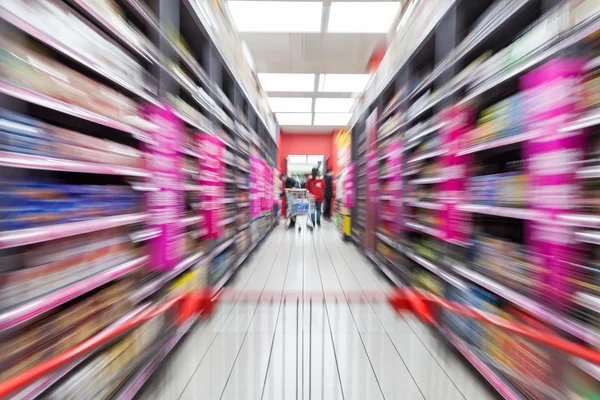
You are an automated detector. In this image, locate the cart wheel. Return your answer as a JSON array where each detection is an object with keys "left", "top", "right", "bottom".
[{"left": 298, "top": 227, "right": 301, "bottom": 232}]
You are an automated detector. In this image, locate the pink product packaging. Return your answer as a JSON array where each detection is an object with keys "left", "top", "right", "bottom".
[
  {"left": 198, "top": 134, "right": 225, "bottom": 240},
  {"left": 440, "top": 104, "right": 474, "bottom": 245},
  {"left": 343, "top": 163, "right": 355, "bottom": 208},
  {"left": 250, "top": 154, "right": 260, "bottom": 218},
  {"left": 521, "top": 59, "right": 586, "bottom": 309},
  {"left": 387, "top": 142, "right": 403, "bottom": 232},
  {"left": 144, "top": 104, "right": 184, "bottom": 271}
]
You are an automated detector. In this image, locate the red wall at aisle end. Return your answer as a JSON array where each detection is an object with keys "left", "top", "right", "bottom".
[{"left": 278, "top": 132, "right": 336, "bottom": 216}]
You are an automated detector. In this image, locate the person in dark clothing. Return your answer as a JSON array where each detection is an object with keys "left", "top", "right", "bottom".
[
  {"left": 306, "top": 168, "right": 324, "bottom": 226},
  {"left": 323, "top": 168, "right": 334, "bottom": 221},
  {"left": 281, "top": 173, "right": 298, "bottom": 227}
]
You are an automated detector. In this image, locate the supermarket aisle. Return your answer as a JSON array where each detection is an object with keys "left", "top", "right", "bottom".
[{"left": 139, "top": 222, "right": 496, "bottom": 400}]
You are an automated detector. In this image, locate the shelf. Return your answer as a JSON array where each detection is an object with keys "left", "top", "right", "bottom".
[
  {"left": 366, "top": 251, "right": 404, "bottom": 288},
  {"left": 406, "top": 200, "right": 444, "bottom": 211},
  {"left": 408, "top": 176, "right": 446, "bottom": 185},
  {"left": 222, "top": 198, "right": 237, "bottom": 204},
  {"left": 13, "top": 304, "right": 148, "bottom": 399},
  {"left": 129, "top": 228, "right": 161, "bottom": 243},
  {"left": 0, "top": 81, "right": 156, "bottom": 144},
  {"left": 237, "top": 202, "right": 250, "bottom": 208},
  {"left": 557, "top": 213, "right": 600, "bottom": 228},
  {"left": 0, "top": 255, "right": 148, "bottom": 333},
  {"left": 181, "top": 215, "right": 204, "bottom": 227},
  {"left": 405, "top": 123, "right": 445, "bottom": 147},
  {"left": 219, "top": 216, "right": 237, "bottom": 226},
  {"left": 238, "top": 222, "right": 250, "bottom": 231},
  {"left": 0, "top": 213, "right": 148, "bottom": 249},
  {"left": 0, "top": 5, "right": 160, "bottom": 106},
  {"left": 375, "top": 232, "right": 398, "bottom": 249},
  {"left": 456, "top": 204, "right": 544, "bottom": 221},
  {"left": 405, "top": 221, "right": 444, "bottom": 239},
  {"left": 408, "top": 0, "right": 535, "bottom": 103},
  {"left": 212, "top": 236, "right": 236, "bottom": 256},
  {"left": 459, "top": 15, "right": 600, "bottom": 106},
  {"left": 563, "top": 108, "right": 600, "bottom": 133},
  {"left": 457, "top": 130, "right": 540, "bottom": 156},
  {"left": 66, "top": 0, "right": 155, "bottom": 62},
  {"left": 379, "top": 214, "right": 396, "bottom": 222},
  {"left": 401, "top": 247, "right": 467, "bottom": 290},
  {"left": 180, "top": 0, "right": 276, "bottom": 138},
  {"left": 133, "top": 251, "right": 207, "bottom": 303},
  {"left": 574, "top": 230, "right": 600, "bottom": 245},
  {"left": 573, "top": 358, "right": 600, "bottom": 381},
  {"left": 452, "top": 263, "right": 600, "bottom": 347},
  {"left": 577, "top": 164, "right": 600, "bottom": 179},
  {"left": 407, "top": 149, "right": 448, "bottom": 164},
  {"left": 440, "top": 326, "right": 524, "bottom": 400},
  {"left": 574, "top": 291, "right": 600, "bottom": 314},
  {"left": 0, "top": 151, "right": 150, "bottom": 177},
  {"left": 116, "top": 315, "right": 197, "bottom": 400}
]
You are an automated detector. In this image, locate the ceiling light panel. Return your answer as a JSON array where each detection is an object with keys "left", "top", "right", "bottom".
[
  {"left": 314, "top": 98, "right": 356, "bottom": 113},
  {"left": 288, "top": 155, "right": 308, "bottom": 164},
  {"left": 258, "top": 73, "right": 315, "bottom": 92},
  {"left": 276, "top": 113, "right": 313, "bottom": 126},
  {"left": 268, "top": 97, "right": 313, "bottom": 112},
  {"left": 228, "top": 1, "right": 322, "bottom": 32},
  {"left": 313, "top": 113, "right": 352, "bottom": 126},
  {"left": 328, "top": 2, "right": 400, "bottom": 33},
  {"left": 306, "top": 155, "right": 324, "bottom": 164},
  {"left": 319, "top": 74, "right": 372, "bottom": 93}
]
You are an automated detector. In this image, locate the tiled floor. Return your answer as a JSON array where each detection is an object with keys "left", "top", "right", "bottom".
[{"left": 138, "top": 221, "right": 496, "bottom": 400}]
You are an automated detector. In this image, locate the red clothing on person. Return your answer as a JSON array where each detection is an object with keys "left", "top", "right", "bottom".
[{"left": 307, "top": 176, "right": 325, "bottom": 202}]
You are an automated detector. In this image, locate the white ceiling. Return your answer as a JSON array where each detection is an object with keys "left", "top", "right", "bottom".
[{"left": 225, "top": 0, "right": 404, "bottom": 132}]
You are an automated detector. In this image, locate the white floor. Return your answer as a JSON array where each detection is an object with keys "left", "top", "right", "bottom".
[{"left": 138, "top": 221, "right": 497, "bottom": 400}]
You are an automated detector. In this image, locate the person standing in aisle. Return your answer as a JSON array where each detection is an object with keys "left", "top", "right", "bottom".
[
  {"left": 306, "top": 167, "right": 325, "bottom": 226},
  {"left": 323, "top": 167, "right": 334, "bottom": 221},
  {"left": 281, "top": 173, "right": 298, "bottom": 227}
]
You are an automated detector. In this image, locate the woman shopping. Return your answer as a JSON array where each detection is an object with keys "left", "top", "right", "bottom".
[{"left": 306, "top": 168, "right": 325, "bottom": 226}]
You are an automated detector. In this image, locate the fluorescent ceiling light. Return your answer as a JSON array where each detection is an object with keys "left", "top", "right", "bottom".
[
  {"left": 276, "top": 113, "right": 312, "bottom": 126},
  {"left": 306, "top": 155, "right": 324, "bottom": 164},
  {"left": 314, "top": 98, "right": 356, "bottom": 113},
  {"left": 228, "top": 1, "right": 322, "bottom": 32},
  {"left": 288, "top": 155, "right": 308, "bottom": 164},
  {"left": 328, "top": 2, "right": 400, "bottom": 33},
  {"left": 268, "top": 97, "right": 313, "bottom": 112},
  {"left": 313, "top": 113, "right": 352, "bottom": 126},
  {"left": 319, "top": 74, "right": 371, "bottom": 93},
  {"left": 258, "top": 73, "right": 315, "bottom": 92}
]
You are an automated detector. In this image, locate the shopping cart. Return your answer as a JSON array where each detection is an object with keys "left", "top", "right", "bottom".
[
  {"left": 1, "top": 288, "right": 600, "bottom": 399},
  {"left": 285, "top": 188, "right": 315, "bottom": 231}
]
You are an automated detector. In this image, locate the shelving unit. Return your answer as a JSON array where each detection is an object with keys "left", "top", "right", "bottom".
[
  {"left": 348, "top": 0, "right": 600, "bottom": 398},
  {"left": 0, "top": 0, "right": 278, "bottom": 397}
]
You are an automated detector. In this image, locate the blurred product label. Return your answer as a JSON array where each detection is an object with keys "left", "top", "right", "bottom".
[
  {"left": 198, "top": 133, "right": 225, "bottom": 239},
  {"left": 365, "top": 110, "right": 379, "bottom": 253},
  {"left": 250, "top": 153, "right": 260, "bottom": 217},
  {"left": 343, "top": 162, "right": 355, "bottom": 208},
  {"left": 335, "top": 129, "right": 352, "bottom": 170},
  {"left": 144, "top": 104, "right": 184, "bottom": 271},
  {"left": 441, "top": 104, "right": 473, "bottom": 244},
  {"left": 522, "top": 59, "right": 586, "bottom": 309},
  {"left": 388, "top": 141, "right": 403, "bottom": 233}
]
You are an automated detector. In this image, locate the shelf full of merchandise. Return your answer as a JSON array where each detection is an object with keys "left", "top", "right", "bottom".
[
  {"left": 347, "top": 0, "right": 600, "bottom": 398},
  {"left": 0, "top": 0, "right": 279, "bottom": 398}
]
